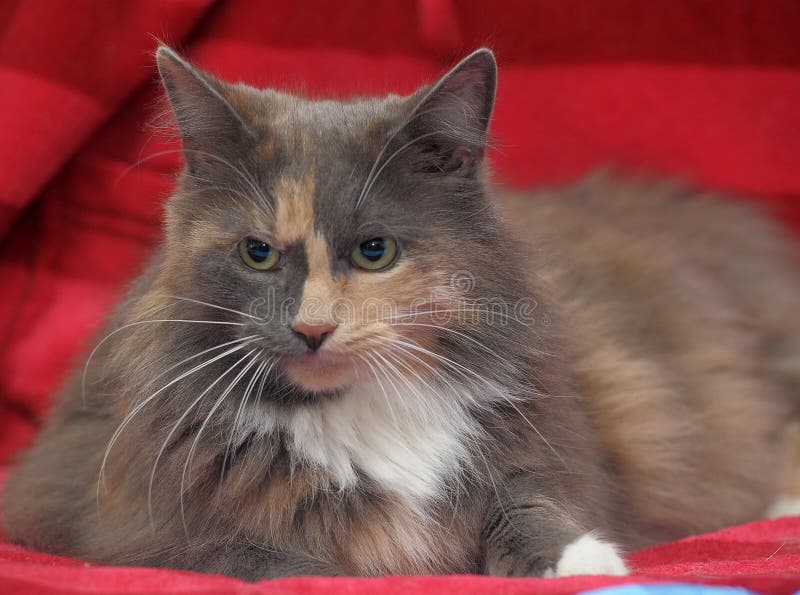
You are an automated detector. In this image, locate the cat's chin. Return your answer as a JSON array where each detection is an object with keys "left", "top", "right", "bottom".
[{"left": 281, "top": 352, "right": 357, "bottom": 393}]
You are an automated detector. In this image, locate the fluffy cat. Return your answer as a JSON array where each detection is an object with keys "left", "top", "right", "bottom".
[{"left": 4, "top": 46, "right": 800, "bottom": 580}]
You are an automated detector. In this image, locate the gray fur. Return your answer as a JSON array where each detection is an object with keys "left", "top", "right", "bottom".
[{"left": 3, "top": 47, "right": 800, "bottom": 580}]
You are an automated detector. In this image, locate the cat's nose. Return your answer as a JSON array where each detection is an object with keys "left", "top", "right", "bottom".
[{"left": 292, "top": 321, "right": 337, "bottom": 352}]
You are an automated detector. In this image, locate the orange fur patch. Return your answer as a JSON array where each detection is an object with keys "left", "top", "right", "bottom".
[{"left": 273, "top": 174, "right": 315, "bottom": 244}]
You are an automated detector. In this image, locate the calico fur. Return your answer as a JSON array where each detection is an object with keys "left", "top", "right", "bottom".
[{"left": 3, "top": 47, "right": 800, "bottom": 580}]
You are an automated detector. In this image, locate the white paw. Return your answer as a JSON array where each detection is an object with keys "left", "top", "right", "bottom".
[
  {"left": 554, "top": 533, "right": 629, "bottom": 577},
  {"left": 767, "top": 496, "right": 800, "bottom": 518}
]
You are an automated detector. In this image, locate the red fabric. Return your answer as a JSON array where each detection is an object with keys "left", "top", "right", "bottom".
[
  {"left": 0, "top": 512, "right": 799, "bottom": 594},
  {"left": 1, "top": 1, "right": 799, "bottom": 592}
]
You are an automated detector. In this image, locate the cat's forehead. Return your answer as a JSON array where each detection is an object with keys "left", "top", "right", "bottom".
[
  {"left": 238, "top": 89, "right": 411, "bottom": 151},
  {"left": 224, "top": 90, "right": 414, "bottom": 242}
]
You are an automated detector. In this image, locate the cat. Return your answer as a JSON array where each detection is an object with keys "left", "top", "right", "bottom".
[{"left": 3, "top": 46, "right": 800, "bottom": 581}]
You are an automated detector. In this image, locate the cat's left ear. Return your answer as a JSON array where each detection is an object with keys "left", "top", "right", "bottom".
[{"left": 403, "top": 48, "right": 497, "bottom": 176}]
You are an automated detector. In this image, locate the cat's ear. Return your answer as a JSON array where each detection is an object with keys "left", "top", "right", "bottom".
[
  {"left": 403, "top": 48, "right": 497, "bottom": 176},
  {"left": 156, "top": 46, "right": 254, "bottom": 165}
]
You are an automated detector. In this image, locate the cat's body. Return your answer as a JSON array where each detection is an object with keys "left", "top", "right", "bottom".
[{"left": 4, "top": 48, "right": 800, "bottom": 580}]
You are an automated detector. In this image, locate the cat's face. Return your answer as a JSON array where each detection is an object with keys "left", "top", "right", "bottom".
[{"left": 153, "top": 48, "right": 516, "bottom": 400}]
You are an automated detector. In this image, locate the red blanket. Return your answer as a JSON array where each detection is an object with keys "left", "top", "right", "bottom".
[
  {"left": 1, "top": 1, "right": 800, "bottom": 593},
  {"left": 0, "top": 512, "right": 799, "bottom": 594}
]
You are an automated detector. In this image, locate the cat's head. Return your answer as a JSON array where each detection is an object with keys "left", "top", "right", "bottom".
[{"left": 149, "top": 46, "right": 530, "bottom": 401}]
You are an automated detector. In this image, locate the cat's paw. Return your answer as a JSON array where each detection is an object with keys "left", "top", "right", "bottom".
[
  {"left": 767, "top": 496, "right": 800, "bottom": 518},
  {"left": 546, "top": 533, "right": 628, "bottom": 577}
]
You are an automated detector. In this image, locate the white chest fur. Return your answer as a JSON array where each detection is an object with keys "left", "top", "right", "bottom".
[{"left": 238, "top": 378, "right": 481, "bottom": 510}]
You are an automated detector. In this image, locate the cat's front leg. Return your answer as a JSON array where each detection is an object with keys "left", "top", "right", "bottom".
[
  {"left": 175, "top": 541, "right": 342, "bottom": 581},
  {"left": 481, "top": 480, "right": 628, "bottom": 578}
]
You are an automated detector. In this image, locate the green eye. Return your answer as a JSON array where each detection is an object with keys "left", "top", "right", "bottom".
[
  {"left": 350, "top": 237, "right": 398, "bottom": 271},
  {"left": 239, "top": 237, "right": 282, "bottom": 270}
]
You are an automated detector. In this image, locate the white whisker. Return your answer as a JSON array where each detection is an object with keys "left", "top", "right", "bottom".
[
  {"left": 357, "top": 131, "right": 440, "bottom": 208},
  {"left": 355, "top": 107, "right": 448, "bottom": 209},
  {"left": 369, "top": 347, "right": 431, "bottom": 404},
  {"left": 146, "top": 349, "right": 255, "bottom": 529},
  {"left": 159, "top": 295, "right": 262, "bottom": 320},
  {"left": 179, "top": 350, "right": 262, "bottom": 536},
  {"left": 82, "top": 318, "right": 245, "bottom": 405},
  {"left": 372, "top": 335, "right": 565, "bottom": 465},
  {"left": 182, "top": 149, "right": 274, "bottom": 216},
  {"left": 219, "top": 356, "right": 276, "bottom": 486},
  {"left": 96, "top": 338, "right": 257, "bottom": 507},
  {"left": 358, "top": 352, "right": 399, "bottom": 425},
  {"left": 143, "top": 335, "right": 259, "bottom": 393},
  {"left": 390, "top": 320, "right": 546, "bottom": 358}
]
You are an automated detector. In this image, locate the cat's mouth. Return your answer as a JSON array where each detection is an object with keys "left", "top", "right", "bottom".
[{"left": 281, "top": 350, "right": 358, "bottom": 393}]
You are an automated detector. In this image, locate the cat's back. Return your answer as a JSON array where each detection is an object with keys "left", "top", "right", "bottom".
[
  {"left": 498, "top": 173, "right": 800, "bottom": 358},
  {"left": 496, "top": 174, "right": 800, "bottom": 546}
]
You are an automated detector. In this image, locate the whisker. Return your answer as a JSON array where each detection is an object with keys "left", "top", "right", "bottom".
[
  {"left": 389, "top": 320, "right": 547, "bottom": 358},
  {"left": 368, "top": 337, "right": 486, "bottom": 424},
  {"left": 357, "top": 106, "right": 491, "bottom": 209},
  {"left": 501, "top": 398, "right": 566, "bottom": 467},
  {"left": 113, "top": 148, "right": 188, "bottom": 188},
  {"left": 82, "top": 318, "right": 245, "bottom": 405},
  {"left": 372, "top": 348, "right": 441, "bottom": 421},
  {"left": 180, "top": 177, "right": 263, "bottom": 210},
  {"left": 356, "top": 131, "right": 440, "bottom": 208},
  {"left": 366, "top": 336, "right": 478, "bottom": 412},
  {"left": 143, "top": 335, "right": 259, "bottom": 393},
  {"left": 96, "top": 338, "right": 257, "bottom": 505},
  {"left": 114, "top": 146, "right": 275, "bottom": 220},
  {"left": 81, "top": 299, "right": 179, "bottom": 401},
  {"left": 219, "top": 356, "right": 275, "bottom": 486},
  {"left": 159, "top": 295, "right": 262, "bottom": 321},
  {"left": 356, "top": 354, "right": 438, "bottom": 462},
  {"left": 372, "top": 335, "right": 565, "bottom": 465},
  {"left": 179, "top": 350, "right": 262, "bottom": 537},
  {"left": 476, "top": 447, "right": 517, "bottom": 534},
  {"left": 355, "top": 106, "right": 465, "bottom": 209},
  {"left": 363, "top": 349, "right": 478, "bottom": 517},
  {"left": 364, "top": 337, "right": 444, "bottom": 401},
  {"left": 116, "top": 148, "right": 261, "bottom": 201},
  {"left": 383, "top": 307, "right": 525, "bottom": 324},
  {"left": 380, "top": 335, "right": 503, "bottom": 395},
  {"left": 146, "top": 349, "right": 255, "bottom": 529},
  {"left": 182, "top": 149, "right": 274, "bottom": 216},
  {"left": 357, "top": 353, "right": 399, "bottom": 425}
]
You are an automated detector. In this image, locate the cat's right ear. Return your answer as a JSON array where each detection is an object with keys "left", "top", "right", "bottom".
[
  {"left": 156, "top": 46, "right": 255, "bottom": 166},
  {"left": 398, "top": 48, "right": 497, "bottom": 177}
]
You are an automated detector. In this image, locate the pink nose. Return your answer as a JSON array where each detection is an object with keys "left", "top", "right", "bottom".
[{"left": 291, "top": 321, "right": 337, "bottom": 352}]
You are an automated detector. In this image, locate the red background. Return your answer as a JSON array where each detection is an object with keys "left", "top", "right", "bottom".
[{"left": 1, "top": 1, "right": 799, "bottom": 592}]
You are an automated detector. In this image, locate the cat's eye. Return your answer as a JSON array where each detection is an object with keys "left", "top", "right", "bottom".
[
  {"left": 350, "top": 237, "right": 398, "bottom": 271},
  {"left": 238, "top": 237, "right": 283, "bottom": 271}
]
